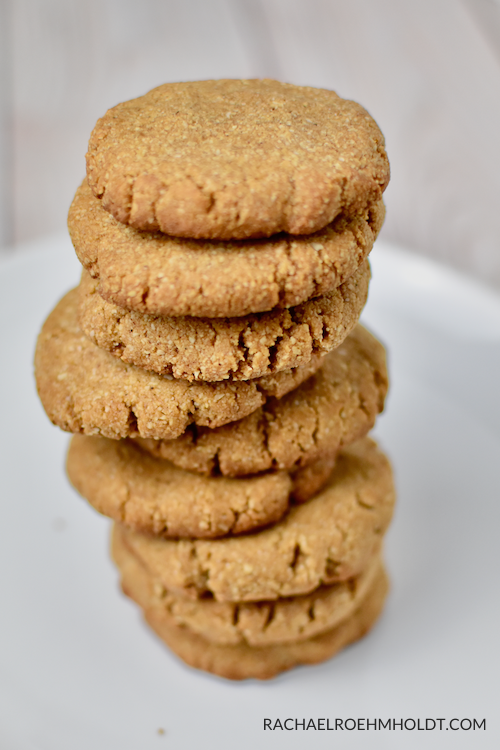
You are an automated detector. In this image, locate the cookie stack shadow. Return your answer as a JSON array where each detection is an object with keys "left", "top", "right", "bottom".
[{"left": 35, "top": 79, "right": 395, "bottom": 680}]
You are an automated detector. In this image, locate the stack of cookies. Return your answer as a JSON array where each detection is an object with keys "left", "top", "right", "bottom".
[{"left": 35, "top": 79, "right": 395, "bottom": 680}]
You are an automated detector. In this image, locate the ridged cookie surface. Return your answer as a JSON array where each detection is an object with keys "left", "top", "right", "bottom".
[
  {"left": 35, "top": 289, "right": 324, "bottom": 440},
  {"left": 138, "top": 324, "right": 388, "bottom": 476},
  {"left": 137, "top": 565, "right": 389, "bottom": 680},
  {"left": 67, "top": 436, "right": 335, "bottom": 538},
  {"left": 78, "top": 261, "right": 370, "bottom": 381},
  {"left": 120, "top": 438, "right": 395, "bottom": 602},
  {"left": 113, "top": 523, "right": 383, "bottom": 647}
]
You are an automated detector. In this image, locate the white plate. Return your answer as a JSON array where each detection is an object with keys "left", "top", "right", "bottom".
[{"left": 1, "top": 238, "right": 499, "bottom": 750}]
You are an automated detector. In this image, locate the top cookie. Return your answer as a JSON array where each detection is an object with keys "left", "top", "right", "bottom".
[{"left": 86, "top": 79, "right": 389, "bottom": 240}]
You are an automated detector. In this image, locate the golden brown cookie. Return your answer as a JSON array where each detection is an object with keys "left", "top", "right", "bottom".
[
  {"left": 78, "top": 262, "right": 370, "bottom": 381},
  {"left": 113, "top": 522, "right": 383, "bottom": 646},
  {"left": 35, "top": 289, "right": 324, "bottom": 440},
  {"left": 67, "top": 435, "right": 335, "bottom": 538},
  {"left": 119, "top": 438, "right": 395, "bottom": 602},
  {"left": 138, "top": 564, "right": 389, "bottom": 680},
  {"left": 137, "top": 324, "right": 388, "bottom": 477},
  {"left": 69, "top": 179, "right": 383, "bottom": 318},
  {"left": 86, "top": 79, "right": 389, "bottom": 241}
]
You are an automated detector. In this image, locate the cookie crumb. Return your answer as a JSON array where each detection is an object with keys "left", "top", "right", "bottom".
[{"left": 157, "top": 728, "right": 165, "bottom": 735}]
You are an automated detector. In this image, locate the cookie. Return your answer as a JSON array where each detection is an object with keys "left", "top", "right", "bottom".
[
  {"left": 113, "top": 522, "right": 382, "bottom": 646},
  {"left": 35, "top": 289, "right": 324, "bottom": 441},
  {"left": 70, "top": 179, "right": 383, "bottom": 318},
  {"left": 78, "top": 261, "right": 370, "bottom": 381},
  {"left": 86, "top": 79, "right": 389, "bottom": 240},
  {"left": 119, "top": 437, "right": 395, "bottom": 602},
  {"left": 67, "top": 435, "right": 336, "bottom": 538},
  {"left": 138, "top": 564, "right": 389, "bottom": 680},
  {"left": 137, "top": 324, "right": 388, "bottom": 477}
]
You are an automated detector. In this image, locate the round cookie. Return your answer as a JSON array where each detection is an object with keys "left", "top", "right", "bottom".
[
  {"left": 113, "top": 522, "right": 383, "bottom": 646},
  {"left": 139, "top": 566, "right": 389, "bottom": 680},
  {"left": 70, "top": 180, "right": 383, "bottom": 320},
  {"left": 35, "top": 289, "right": 324, "bottom": 441},
  {"left": 120, "top": 437, "right": 395, "bottom": 602},
  {"left": 86, "top": 79, "right": 389, "bottom": 241},
  {"left": 137, "top": 324, "right": 388, "bottom": 477},
  {"left": 67, "top": 435, "right": 336, "bottom": 538},
  {"left": 77, "top": 261, "right": 370, "bottom": 381}
]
